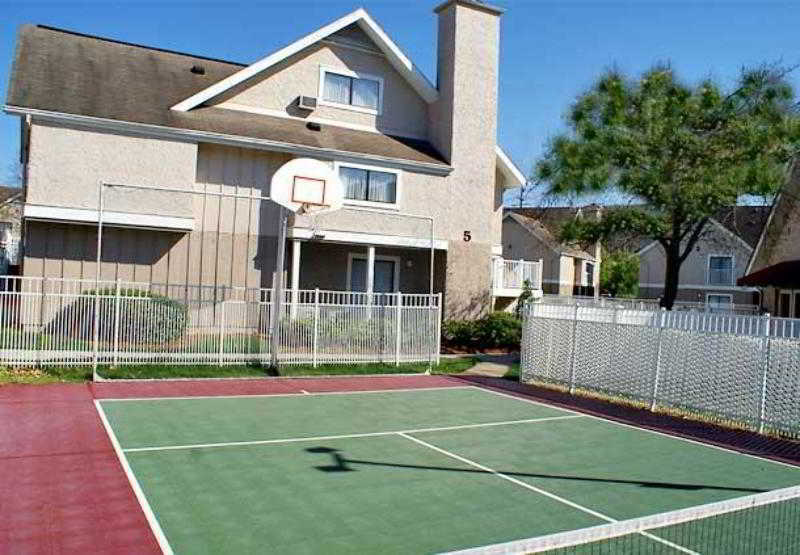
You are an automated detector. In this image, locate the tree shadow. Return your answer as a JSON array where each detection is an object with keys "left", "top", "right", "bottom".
[{"left": 304, "top": 446, "right": 767, "bottom": 494}]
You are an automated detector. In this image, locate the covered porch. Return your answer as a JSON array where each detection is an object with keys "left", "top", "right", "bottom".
[
  {"left": 738, "top": 259, "right": 800, "bottom": 318},
  {"left": 285, "top": 235, "right": 447, "bottom": 299}
]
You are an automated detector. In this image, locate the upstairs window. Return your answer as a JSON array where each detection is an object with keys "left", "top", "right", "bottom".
[
  {"left": 708, "top": 255, "right": 733, "bottom": 285},
  {"left": 339, "top": 165, "right": 398, "bottom": 206},
  {"left": 320, "top": 68, "right": 382, "bottom": 113}
]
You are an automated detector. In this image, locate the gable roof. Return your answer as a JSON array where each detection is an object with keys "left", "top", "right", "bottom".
[
  {"left": 713, "top": 206, "right": 771, "bottom": 249},
  {"left": 6, "top": 24, "right": 448, "bottom": 171},
  {"left": 172, "top": 9, "right": 438, "bottom": 112},
  {"left": 504, "top": 209, "right": 595, "bottom": 260},
  {"left": 635, "top": 205, "right": 770, "bottom": 256}
]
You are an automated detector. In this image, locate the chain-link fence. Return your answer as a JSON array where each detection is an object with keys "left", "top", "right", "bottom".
[{"left": 521, "top": 302, "right": 800, "bottom": 438}]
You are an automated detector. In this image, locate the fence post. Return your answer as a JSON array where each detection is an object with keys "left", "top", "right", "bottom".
[
  {"left": 395, "top": 291, "right": 402, "bottom": 367},
  {"left": 758, "top": 313, "right": 772, "bottom": 434},
  {"left": 650, "top": 308, "right": 666, "bottom": 411},
  {"left": 312, "top": 288, "right": 320, "bottom": 368},
  {"left": 568, "top": 304, "right": 579, "bottom": 394},
  {"left": 435, "top": 292, "right": 443, "bottom": 366},
  {"left": 37, "top": 277, "right": 46, "bottom": 365},
  {"left": 112, "top": 278, "right": 121, "bottom": 367},
  {"left": 218, "top": 300, "right": 226, "bottom": 366}
]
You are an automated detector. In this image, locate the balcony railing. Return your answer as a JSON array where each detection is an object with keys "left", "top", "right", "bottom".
[{"left": 492, "top": 258, "right": 543, "bottom": 296}]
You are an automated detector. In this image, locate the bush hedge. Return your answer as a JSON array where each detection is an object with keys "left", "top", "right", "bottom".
[
  {"left": 442, "top": 311, "right": 521, "bottom": 351},
  {"left": 48, "top": 289, "right": 188, "bottom": 344}
]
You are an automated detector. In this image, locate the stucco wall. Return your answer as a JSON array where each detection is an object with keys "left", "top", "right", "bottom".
[
  {"left": 216, "top": 39, "right": 428, "bottom": 140},
  {"left": 27, "top": 121, "right": 196, "bottom": 219},
  {"left": 752, "top": 162, "right": 800, "bottom": 271},
  {"left": 501, "top": 217, "right": 560, "bottom": 288},
  {"left": 432, "top": 2, "right": 501, "bottom": 318}
]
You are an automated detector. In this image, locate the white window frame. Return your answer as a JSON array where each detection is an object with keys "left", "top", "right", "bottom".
[
  {"left": 777, "top": 289, "right": 800, "bottom": 318},
  {"left": 583, "top": 261, "right": 595, "bottom": 287},
  {"left": 334, "top": 161, "right": 401, "bottom": 210},
  {"left": 346, "top": 253, "right": 401, "bottom": 293},
  {"left": 318, "top": 65, "right": 384, "bottom": 115},
  {"left": 707, "top": 254, "right": 734, "bottom": 286}
]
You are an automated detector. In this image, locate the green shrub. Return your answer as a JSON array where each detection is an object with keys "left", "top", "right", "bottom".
[
  {"left": 442, "top": 312, "right": 522, "bottom": 351},
  {"left": 474, "top": 312, "right": 521, "bottom": 349},
  {"left": 48, "top": 289, "right": 188, "bottom": 344}
]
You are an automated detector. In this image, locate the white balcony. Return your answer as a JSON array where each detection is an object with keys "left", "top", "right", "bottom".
[{"left": 492, "top": 258, "right": 543, "bottom": 297}]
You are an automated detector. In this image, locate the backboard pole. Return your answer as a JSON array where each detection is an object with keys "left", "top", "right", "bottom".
[
  {"left": 92, "top": 181, "right": 105, "bottom": 382},
  {"left": 269, "top": 206, "right": 289, "bottom": 370}
]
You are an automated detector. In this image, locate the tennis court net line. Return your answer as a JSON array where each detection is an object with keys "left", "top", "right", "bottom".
[{"left": 446, "top": 484, "right": 800, "bottom": 554}]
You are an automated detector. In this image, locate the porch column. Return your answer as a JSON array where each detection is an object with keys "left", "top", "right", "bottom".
[
  {"left": 290, "top": 239, "right": 301, "bottom": 318},
  {"left": 366, "top": 246, "right": 375, "bottom": 296}
]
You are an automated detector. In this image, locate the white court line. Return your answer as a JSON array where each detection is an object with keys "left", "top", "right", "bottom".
[
  {"left": 398, "top": 432, "right": 697, "bottom": 555},
  {"left": 470, "top": 385, "right": 800, "bottom": 472},
  {"left": 94, "top": 400, "right": 174, "bottom": 555},
  {"left": 99, "top": 384, "right": 470, "bottom": 402},
  {"left": 123, "top": 414, "right": 585, "bottom": 453}
]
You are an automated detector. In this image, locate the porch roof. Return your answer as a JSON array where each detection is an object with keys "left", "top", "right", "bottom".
[{"left": 737, "top": 260, "right": 800, "bottom": 288}]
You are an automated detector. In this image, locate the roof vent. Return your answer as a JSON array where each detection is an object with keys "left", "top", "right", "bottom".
[
  {"left": 190, "top": 65, "right": 206, "bottom": 75},
  {"left": 306, "top": 122, "right": 322, "bottom": 132}
]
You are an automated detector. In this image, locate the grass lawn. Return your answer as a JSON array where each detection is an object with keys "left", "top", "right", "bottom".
[
  {"left": 0, "top": 357, "right": 477, "bottom": 384},
  {"left": 0, "top": 366, "right": 92, "bottom": 384}
]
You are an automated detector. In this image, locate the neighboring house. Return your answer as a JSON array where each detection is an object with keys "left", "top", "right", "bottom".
[
  {"left": 5, "top": 1, "right": 528, "bottom": 319},
  {"left": 636, "top": 206, "right": 769, "bottom": 309},
  {"left": 0, "top": 186, "right": 23, "bottom": 275},
  {"left": 502, "top": 206, "right": 601, "bottom": 297},
  {"left": 739, "top": 161, "right": 800, "bottom": 317}
]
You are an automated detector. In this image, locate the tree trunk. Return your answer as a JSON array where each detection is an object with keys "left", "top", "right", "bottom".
[{"left": 661, "top": 244, "right": 681, "bottom": 310}]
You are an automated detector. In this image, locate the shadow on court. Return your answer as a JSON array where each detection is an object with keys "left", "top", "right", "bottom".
[{"left": 305, "top": 446, "right": 767, "bottom": 493}]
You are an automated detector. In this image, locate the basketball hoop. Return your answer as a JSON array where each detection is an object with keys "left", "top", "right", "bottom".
[{"left": 268, "top": 158, "right": 344, "bottom": 368}]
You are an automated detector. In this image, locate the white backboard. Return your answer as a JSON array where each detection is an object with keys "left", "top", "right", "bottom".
[{"left": 271, "top": 158, "right": 343, "bottom": 214}]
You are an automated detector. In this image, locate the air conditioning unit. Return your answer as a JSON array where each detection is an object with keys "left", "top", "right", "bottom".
[{"left": 298, "top": 95, "right": 317, "bottom": 111}]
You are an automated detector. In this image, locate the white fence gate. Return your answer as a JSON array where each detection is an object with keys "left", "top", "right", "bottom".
[
  {"left": 521, "top": 302, "right": 800, "bottom": 438},
  {"left": 0, "top": 277, "right": 441, "bottom": 368}
]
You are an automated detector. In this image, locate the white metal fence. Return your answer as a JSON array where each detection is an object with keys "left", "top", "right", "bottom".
[
  {"left": 493, "top": 258, "right": 543, "bottom": 291},
  {"left": 0, "top": 276, "right": 441, "bottom": 368},
  {"left": 540, "top": 294, "right": 761, "bottom": 315},
  {"left": 521, "top": 302, "right": 800, "bottom": 438}
]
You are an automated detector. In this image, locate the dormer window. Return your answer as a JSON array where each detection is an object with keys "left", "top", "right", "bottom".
[{"left": 319, "top": 66, "right": 383, "bottom": 114}]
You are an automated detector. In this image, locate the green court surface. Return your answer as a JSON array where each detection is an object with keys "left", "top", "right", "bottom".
[{"left": 97, "top": 387, "right": 800, "bottom": 554}]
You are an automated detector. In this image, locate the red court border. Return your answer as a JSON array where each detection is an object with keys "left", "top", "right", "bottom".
[{"left": 2, "top": 374, "right": 798, "bottom": 554}]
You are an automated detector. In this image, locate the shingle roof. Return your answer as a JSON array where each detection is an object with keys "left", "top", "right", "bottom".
[
  {"left": 6, "top": 25, "right": 447, "bottom": 167},
  {"left": 505, "top": 208, "right": 596, "bottom": 260},
  {"left": 713, "top": 205, "right": 771, "bottom": 249},
  {"left": 0, "top": 186, "right": 22, "bottom": 205}
]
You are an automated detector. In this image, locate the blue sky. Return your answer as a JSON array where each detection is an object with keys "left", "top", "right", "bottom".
[{"left": 2, "top": 0, "right": 800, "bottom": 204}]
